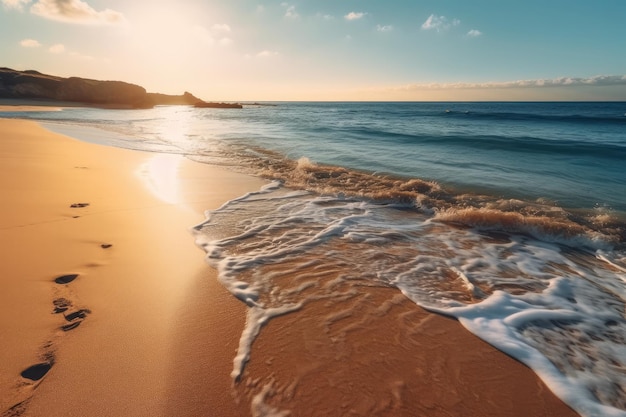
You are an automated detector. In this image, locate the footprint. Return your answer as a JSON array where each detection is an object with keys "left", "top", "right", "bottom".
[
  {"left": 20, "top": 363, "right": 52, "bottom": 381},
  {"left": 64, "top": 309, "right": 90, "bottom": 322},
  {"left": 61, "top": 322, "right": 81, "bottom": 332},
  {"left": 52, "top": 298, "right": 71, "bottom": 314},
  {"left": 53, "top": 306, "right": 68, "bottom": 314},
  {"left": 54, "top": 274, "right": 78, "bottom": 285},
  {"left": 70, "top": 203, "right": 89, "bottom": 208},
  {"left": 2, "top": 399, "right": 29, "bottom": 417}
]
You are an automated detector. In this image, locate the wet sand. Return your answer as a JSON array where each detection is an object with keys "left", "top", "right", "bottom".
[{"left": 0, "top": 117, "right": 577, "bottom": 416}]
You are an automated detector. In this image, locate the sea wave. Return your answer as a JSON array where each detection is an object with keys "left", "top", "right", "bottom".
[
  {"left": 242, "top": 154, "right": 625, "bottom": 249},
  {"left": 441, "top": 108, "right": 626, "bottom": 125}
]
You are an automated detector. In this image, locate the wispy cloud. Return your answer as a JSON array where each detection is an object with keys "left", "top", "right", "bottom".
[
  {"left": 467, "top": 29, "right": 482, "bottom": 37},
  {"left": 20, "top": 37, "right": 92, "bottom": 59},
  {"left": 421, "top": 14, "right": 460, "bottom": 32},
  {"left": 397, "top": 75, "right": 626, "bottom": 91},
  {"left": 48, "top": 43, "right": 65, "bottom": 53},
  {"left": 376, "top": 24, "right": 393, "bottom": 32},
  {"left": 345, "top": 11, "right": 366, "bottom": 21},
  {"left": 281, "top": 3, "right": 298, "bottom": 19},
  {"left": 30, "top": 0, "right": 124, "bottom": 25},
  {"left": 256, "top": 50, "right": 279, "bottom": 58},
  {"left": 193, "top": 24, "right": 234, "bottom": 46},
  {"left": 20, "top": 38, "right": 41, "bottom": 47},
  {"left": 69, "top": 50, "right": 93, "bottom": 60},
  {"left": 2, "top": 0, "right": 30, "bottom": 10},
  {"left": 315, "top": 12, "right": 334, "bottom": 21}
]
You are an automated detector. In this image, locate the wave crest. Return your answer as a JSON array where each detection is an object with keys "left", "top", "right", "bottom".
[
  {"left": 240, "top": 148, "right": 625, "bottom": 248},
  {"left": 433, "top": 207, "right": 613, "bottom": 249}
]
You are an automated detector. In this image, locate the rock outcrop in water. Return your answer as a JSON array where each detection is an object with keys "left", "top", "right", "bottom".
[
  {"left": 0, "top": 67, "right": 241, "bottom": 109},
  {"left": 194, "top": 101, "right": 243, "bottom": 109}
]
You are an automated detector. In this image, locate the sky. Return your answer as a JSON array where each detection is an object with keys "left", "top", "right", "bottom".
[{"left": 1, "top": 0, "right": 626, "bottom": 101}]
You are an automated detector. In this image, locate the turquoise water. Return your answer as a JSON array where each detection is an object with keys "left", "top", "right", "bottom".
[{"left": 3, "top": 102, "right": 626, "bottom": 415}]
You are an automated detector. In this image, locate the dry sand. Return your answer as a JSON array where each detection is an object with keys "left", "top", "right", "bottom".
[
  {"left": 0, "top": 117, "right": 578, "bottom": 416},
  {"left": 0, "top": 119, "right": 264, "bottom": 416}
]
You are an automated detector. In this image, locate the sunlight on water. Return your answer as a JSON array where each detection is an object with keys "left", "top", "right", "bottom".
[{"left": 137, "top": 154, "right": 183, "bottom": 205}]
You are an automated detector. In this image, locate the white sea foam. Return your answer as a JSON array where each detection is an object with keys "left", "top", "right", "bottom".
[
  {"left": 231, "top": 304, "right": 302, "bottom": 381},
  {"left": 195, "top": 183, "right": 626, "bottom": 416},
  {"left": 251, "top": 382, "right": 292, "bottom": 417}
]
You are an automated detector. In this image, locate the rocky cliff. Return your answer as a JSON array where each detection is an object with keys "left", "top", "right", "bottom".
[
  {"left": 0, "top": 67, "right": 244, "bottom": 109},
  {"left": 0, "top": 68, "right": 155, "bottom": 108},
  {"left": 0, "top": 68, "right": 241, "bottom": 109}
]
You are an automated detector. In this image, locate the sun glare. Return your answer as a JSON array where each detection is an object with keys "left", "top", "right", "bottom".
[{"left": 138, "top": 154, "right": 183, "bottom": 206}]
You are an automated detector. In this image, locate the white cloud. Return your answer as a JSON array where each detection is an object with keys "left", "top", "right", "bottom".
[
  {"left": 398, "top": 75, "right": 626, "bottom": 91},
  {"left": 282, "top": 3, "right": 298, "bottom": 19},
  {"left": 219, "top": 37, "right": 233, "bottom": 46},
  {"left": 30, "top": 0, "right": 124, "bottom": 25},
  {"left": 18, "top": 38, "right": 94, "bottom": 59},
  {"left": 376, "top": 24, "right": 393, "bottom": 32},
  {"left": 257, "top": 50, "right": 279, "bottom": 58},
  {"left": 467, "top": 29, "right": 482, "bottom": 37},
  {"left": 20, "top": 38, "right": 41, "bottom": 47},
  {"left": 48, "top": 43, "right": 65, "bottom": 53},
  {"left": 421, "top": 14, "right": 459, "bottom": 32},
  {"left": 2, "top": 0, "right": 30, "bottom": 10},
  {"left": 345, "top": 11, "right": 366, "bottom": 21},
  {"left": 212, "top": 23, "right": 231, "bottom": 32}
]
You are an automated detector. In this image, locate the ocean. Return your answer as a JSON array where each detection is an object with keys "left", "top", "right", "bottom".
[{"left": 2, "top": 102, "right": 625, "bottom": 416}]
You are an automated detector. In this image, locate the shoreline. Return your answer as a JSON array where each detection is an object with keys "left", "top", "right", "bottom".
[{"left": 0, "top": 118, "right": 578, "bottom": 416}]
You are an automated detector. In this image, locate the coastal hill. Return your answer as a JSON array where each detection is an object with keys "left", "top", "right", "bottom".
[{"left": 0, "top": 67, "right": 241, "bottom": 109}]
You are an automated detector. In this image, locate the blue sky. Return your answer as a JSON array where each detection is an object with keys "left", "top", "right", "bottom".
[{"left": 1, "top": 0, "right": 626, "bottom": 100}]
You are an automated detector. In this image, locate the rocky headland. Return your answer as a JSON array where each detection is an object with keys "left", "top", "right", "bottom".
[{"left": 0, "top": 67, "right": 241, "bottom": 109}]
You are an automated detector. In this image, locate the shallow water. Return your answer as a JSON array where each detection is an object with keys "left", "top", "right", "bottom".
[
  {"left": 3, "top": 101, "right": 625, "bottom": 415},
  {"left": 194, "top": 182, "right": 626, "bottom": 416}
]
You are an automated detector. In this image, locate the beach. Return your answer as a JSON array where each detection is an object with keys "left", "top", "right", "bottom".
[
  {"left": 0, "top": 116, "right": 265, "bottom": 416},
  {"left": 0, "top": 112, "right": 582, "bottom": 416}
]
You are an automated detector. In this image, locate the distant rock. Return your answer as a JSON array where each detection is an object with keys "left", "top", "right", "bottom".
[
  {"left": 147, "top": 91, "right": 203, "bottom": 105},
  {"left": 194, "top": 101, "right": 243, "bottom": 109},
  {"left": 246, "top": 102, "right": 278, "bottom": 107}
]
